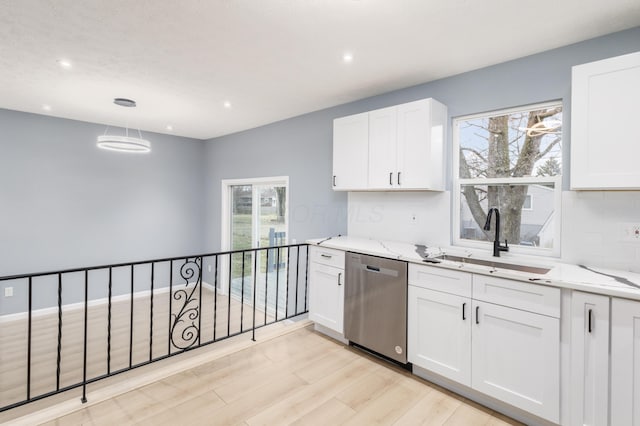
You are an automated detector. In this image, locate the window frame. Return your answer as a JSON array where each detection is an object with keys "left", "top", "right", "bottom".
[{"left": 452, "top": 101, "right": 562, "bottom": 257}]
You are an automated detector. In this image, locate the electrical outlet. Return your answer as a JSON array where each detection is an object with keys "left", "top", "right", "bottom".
[
  {"left": 208, "top": 265, "right": 212, "bottom": 273},
  {"left": 621, "top": 223, "right": 640, "bottom": 242},
  {"left": 4, "top": 287, "right": 13, "bottom": 297}
]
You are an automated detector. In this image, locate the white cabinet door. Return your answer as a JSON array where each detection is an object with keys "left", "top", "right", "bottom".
[
  {"left": 368, "top": 106, "right": 397, "bottom": 189},
  {"left": 570, "top": 292, "right": 609, "bottom": 426},
  {"left": 408, "top": 286, "right": 471, "bottom": 385},
  {"left": 308, "top": 262, "right": 344, "bottom": 333},
  {"left": 472, "top": 301, "right": 560, "bottom": 423},
  {"left": 332, "top": 112, "right": 369, "bottom": 190},
  {"left": 611, "top": 298, "right": 640, "bottom": 426},
  {"left": 571, "top": 51, "right": 640, "bottom": 189},
  {"left": 397, "top": 99, "right": 445, "bottom": 190}
]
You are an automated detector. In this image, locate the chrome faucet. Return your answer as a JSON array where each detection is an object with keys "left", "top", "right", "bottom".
[{"left": 483, "top": 207, "right": 509, "bottom": 257}]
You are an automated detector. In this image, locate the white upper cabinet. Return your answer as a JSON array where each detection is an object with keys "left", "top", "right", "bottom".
[
  {"left": 396, "top": 99, "right": 446, "bottom": 190},
  {"left": 332, "top": 112, "right": 369, "bottom": 190},
  {"left": 368, "top": 106, "right": 398, "bottom": 189},
  {"left": 571, "top": 51, "right": 640, "bottom": 189},
  {"left": 333, "top": 98, "right": 447, "bottom": 191}
]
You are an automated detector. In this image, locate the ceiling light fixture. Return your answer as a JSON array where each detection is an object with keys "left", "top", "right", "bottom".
[
  {"left": 56, "top": 59, "right": 72, "bottom": 69},
  {"left": 519, "top": 120, "right": 562, "bottom": 137},
  {"left": 42, "top": 104, "right": 52, "bottom": 111},
  {"left": 223, "top": 101, "right": 232, "bottom": 109},
  {"left": 96, "top": 98, "right": 151, "bottom": 153},
  {"left": 166, "top": 124, "right": 173, "bottom": 131},
  {"left": 342, "top": 52, "right": 354, "bottom": 63}
]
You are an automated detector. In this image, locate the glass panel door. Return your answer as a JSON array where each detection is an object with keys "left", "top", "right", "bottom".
[{"left": 226, "top": 180, "right": 288, "bottom": 317}]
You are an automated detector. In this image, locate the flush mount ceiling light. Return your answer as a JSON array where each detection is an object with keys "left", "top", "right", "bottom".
[{"left": 97, "top": 98, "right": 151, "bottom": 153}]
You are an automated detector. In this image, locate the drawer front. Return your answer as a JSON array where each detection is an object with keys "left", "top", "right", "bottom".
[
  {"left": 309, "top": 246, "right": 345, "bottom": 269},
  {"left": 472, "top": 275, "right": 560, "bottom": 318},
  {"left": 409, "top": 264, "right": 472, "bottom": 298}
]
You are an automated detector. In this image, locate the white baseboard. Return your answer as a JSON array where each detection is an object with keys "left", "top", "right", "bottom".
[{"left": 0, "top": 281, "right": 208, "bottom": 323}]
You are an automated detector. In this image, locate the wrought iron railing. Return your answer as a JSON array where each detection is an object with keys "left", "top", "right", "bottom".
[{"left": 0, "top": 243, "right": 309, "bottom": 413}]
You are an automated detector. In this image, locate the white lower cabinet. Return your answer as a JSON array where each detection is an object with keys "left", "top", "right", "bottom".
[
  {"left": 611, "top": 297, "right": 640, "bottom": 426},
  {"left": 570, "top": 292, "right": 609, "bottom": 426},
  {"left": 408, "top": 286, "right": 471, "bottom": 385},
  {"left": 408, "top": 264, "right": 560, "bottom": 424},
  {"left": 472, "top": 300, "right": 560, "bottom": 423},
  {"left": 308, "top": 247, "right": 345, "bottom": 333}
]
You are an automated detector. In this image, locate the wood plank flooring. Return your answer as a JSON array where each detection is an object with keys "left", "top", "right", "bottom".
[
  {"left": 0, "top": 286, "right": 278, "bottom": 410},
  {"left": 37, "top": 326, "right": 523, "bottom": 426}
]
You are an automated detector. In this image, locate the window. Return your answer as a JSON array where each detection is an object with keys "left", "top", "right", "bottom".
[{"left": 453, "top": 101, "right": 562, "bottom": 256}]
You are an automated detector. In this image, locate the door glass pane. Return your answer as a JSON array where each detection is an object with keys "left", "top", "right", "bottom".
[
  {"left": 230, "top": 185, "right": 253, "bottom": 303},
  {"left": 228, "top": 182, "right": 288, "bottom": 319}
]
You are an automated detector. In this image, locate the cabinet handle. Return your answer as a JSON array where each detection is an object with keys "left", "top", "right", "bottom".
[
  {"left": 475, "top": 306, "right": 480, "bottom": 324},
  {"left": 588, "top": 309, "right": 593, "bottom": 333},
  {"left": 389, "top": 172, "right": 393, "bottom": 186},
  {"left": 320, "top": 254, "right": 332, "bottom": 259},
  {"left": 397, "top": 172, "right": 401, "bottom": 186},
  {"left": 462, "top": 302, "right": 466, "bottom": 320},
  {"left": 332, "top": 175, "right": 336, "bottom": 187},
  {"left": 338, "top": 272, "right": 342, "bottom": 286}
]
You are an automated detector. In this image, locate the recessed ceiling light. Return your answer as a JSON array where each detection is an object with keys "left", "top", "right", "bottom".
[
  {"left": 223, "top": 101, "right": 232, "bottom": 109},
  {"left": 166, "top": 125, "right": 173, "bottom": 131},
  {"left": 42, "top": 104, "right": 52, "bottom": 111},
  {"left": 342, "top": 52, "right": 354, "bottom": 63},
  {"left": 56, "top": 59, "right": 72, "bottom": 69}
]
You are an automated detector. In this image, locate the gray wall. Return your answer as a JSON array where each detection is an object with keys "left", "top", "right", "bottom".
[
  {"left": 204, "top": 27, "right": 640, "bottom": 252},
  {"left": 0, "top": 109, "right": 206, "bottom": 278}
]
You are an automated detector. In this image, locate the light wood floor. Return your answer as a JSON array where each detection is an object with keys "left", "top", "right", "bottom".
[
  {"left": 0, "top": 286, "right": 279, "bottom": 410},
  {"left": 38, "top": 326, "right": 522, "bottom": 426}
]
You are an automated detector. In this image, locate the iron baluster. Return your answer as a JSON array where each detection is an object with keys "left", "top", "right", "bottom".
[
  {"left": 107, "top": 267, "right": 112, "bottom": 374},
  {"left": 240, "top": 251, "right": 245, "bottom": 333},
  {"left": 81, "top": 270, "right": 88, "bottom": 403},
  {"left": 169, "top": 257, "right": 202, "bottom": 350},
  {"left": 304, "top": 246, "right": 309, "bottom": 312},
  {"left": 275, "top": 247, "right": 280, "bottom": 321},
  {"left": 252, "top": 249, "right": 258, "bottom": 342},
  {"left": 56, "top": 273, "right": 62, "bottom": 391},
  {"left": 129, "top": 265, "right": 134, "bottom": 368},
  {"left": 27, "top": 277, "right": 32, "bottom": 401},
  {"left": 213, "top": 255, "right": 218, "bottom": 341},
  {"left": 227, "top": 254, "right": 232, "bottom": 338},
  {"left": 264, "top": 248, "right": 269, "bottom": 325},
  {"left": 285, "top": 247, "right": 291, "bottom": 318},
  {"left": 168, "top": 260, "right": 173, "bottom": 355},
  {"left": 149, "top": 262, "right": 154, "bottom": 361}
]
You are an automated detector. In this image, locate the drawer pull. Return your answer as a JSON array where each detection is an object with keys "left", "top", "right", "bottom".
[
  {"left": 320, "top": 254, "right": 332, "bottom": 259},
  {"left": 397, "top": 172, "right": 401, "bottom": 186},
  {"left": 338, "top": 272, "right": 342, "bottom": 286},
  {"left": 389, "top": 172, "right": 393, "bottom": 186},
  {"left": 588, "top": 309, "right": 593, "bottom": 333},
  {"left": 462, "top": 302, "right": 466, "bottom": 321},
  {"left": 476, "top": 306, "right": 480, "bottom": 324},
  {"left": 333, "top": 175, "right": 336, "bottom": 187}
]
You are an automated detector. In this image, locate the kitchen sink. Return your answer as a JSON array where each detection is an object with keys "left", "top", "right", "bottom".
[{"left": 429, "top": 254, "right": 552, "bottom": 275}]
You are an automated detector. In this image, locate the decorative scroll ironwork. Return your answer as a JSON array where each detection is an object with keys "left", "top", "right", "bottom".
[{"left": 170, "top": 257, "right": 202, "bottom": 350}]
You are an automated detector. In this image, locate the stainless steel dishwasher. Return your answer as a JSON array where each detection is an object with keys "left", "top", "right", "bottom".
[{"left": 344, "top": 252, "right": 408, "bottom": 364}]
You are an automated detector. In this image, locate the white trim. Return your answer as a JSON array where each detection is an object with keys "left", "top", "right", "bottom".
[
  {"left": 451, "top": 100, "right": 562, "bottom": 122},
  {"left": 522, "top": 194, "right": 533, "bottom": 211},
  {"left": 452, "top": 101, "right": 563, "bottom": 257}
]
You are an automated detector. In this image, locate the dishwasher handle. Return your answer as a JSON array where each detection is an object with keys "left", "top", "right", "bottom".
[{"left": 365, "top": 265, "right": 381, "bottom": 272}]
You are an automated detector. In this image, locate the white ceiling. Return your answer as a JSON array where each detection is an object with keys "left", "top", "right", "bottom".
[{"left": 1, "top": 0, "right": 639, "bottom": 140}]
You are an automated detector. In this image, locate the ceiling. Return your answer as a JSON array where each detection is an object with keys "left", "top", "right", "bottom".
[{"left": 1, "top": 1, "right": 639, "bottom": 140}]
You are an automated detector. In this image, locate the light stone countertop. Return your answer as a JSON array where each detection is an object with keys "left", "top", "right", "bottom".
[{"left": 307, "top": 235, "right": 640, "bottom": 301}]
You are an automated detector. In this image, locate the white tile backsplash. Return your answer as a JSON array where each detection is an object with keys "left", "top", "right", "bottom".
[
  {"left": 348, "top": 191, "right": 451, "bottom": 247},
  {"left": 561, "top": 191, "right": 640, "bottom": 272},
  {"left": 347, "top": 189, "right": 640, "bottom": 273}
]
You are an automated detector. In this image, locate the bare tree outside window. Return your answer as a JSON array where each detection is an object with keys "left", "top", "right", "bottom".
[{"left": 455, "top": 102, "right": 562, "bottom": 251}]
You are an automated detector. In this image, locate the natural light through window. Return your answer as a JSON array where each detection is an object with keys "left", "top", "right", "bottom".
[{"left": 453, "top": 101, "right": 562, "bottom": 256}]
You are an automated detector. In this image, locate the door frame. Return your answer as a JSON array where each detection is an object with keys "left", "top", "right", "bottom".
[{"left": 220, "top": 176, "right": 290, "bottom": 293}]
